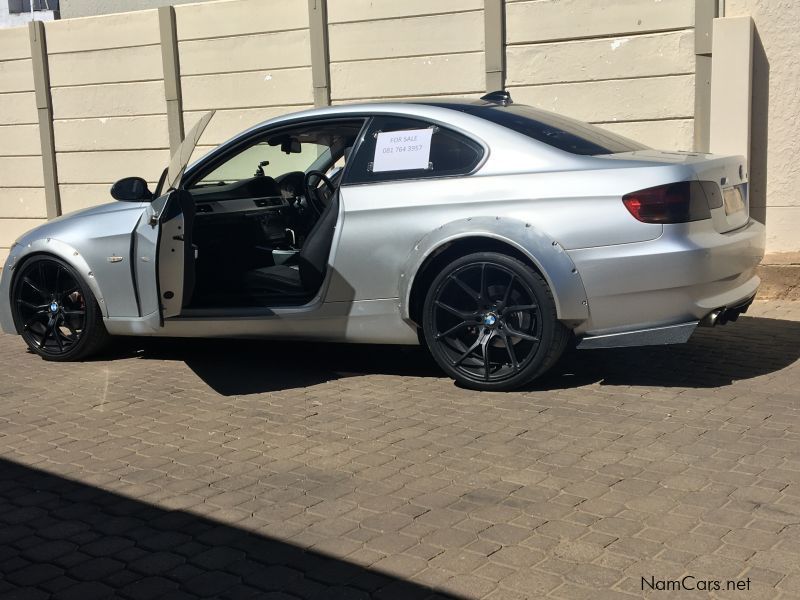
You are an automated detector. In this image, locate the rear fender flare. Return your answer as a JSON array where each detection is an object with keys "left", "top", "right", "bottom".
[
  {"left": 6, "top": 238, "right": 108, "bottom": 321},
  {"left": 399, "top": 216, "right": 589, "bottom": 324}
]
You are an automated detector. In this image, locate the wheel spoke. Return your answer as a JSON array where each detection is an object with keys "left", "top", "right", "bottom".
[
  {"left": 52, "top": 319, "right": 64, "bottom": 351},
  {"left": 449, "top": 274, "right": 480, "bottom": 303},
  {"left": 62, "top": 309, "right": 85, "bottom": 317},
  {"left": 60, "top": 286, "right": 79, "bottom": 299},
  {"left": 22, "top": 276, "right": 47, "bottom": 298},
  {"left": 435, "top": 320, "right": 469, "bottom": 340},
  {"left": 23, "top": 315, "right": 45, "bottom": 331},
  {"left": 504, "top": 325, "right": 539, "bottom": 342},
  {"left": 434, "top": 300, "right": 474, "bottom": 321},
  {"left": 452, "top": 332, "right": 485, "bottom": 367},
  {"left": 503, "top": 304, "right": 538, "bottom": 314},
  {"left": 502, "top": 332, "right": 520, "bottom": 372},
  {"left": 480, "top": 330, "right": 494, "bottom": 381},
  {"left": 39, "top": 318, "right": 55, "bottom": 349},
  {"left": 16, "top": 299, "right": 49, "bottom": 311},
  {"left": 479, "top": 263, "right": 488, "bottom": 303},
  {"left": 499, "top": 273, "right": 516, "bottom": 309}
]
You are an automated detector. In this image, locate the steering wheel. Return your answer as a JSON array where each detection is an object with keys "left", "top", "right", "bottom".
[{"left": 303, "top": 170, "right": 336, "bottom": 216}]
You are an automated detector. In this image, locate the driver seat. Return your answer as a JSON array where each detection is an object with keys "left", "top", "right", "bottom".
[{"left": 243, "top": 190, "right": 340, "bottom": 299}]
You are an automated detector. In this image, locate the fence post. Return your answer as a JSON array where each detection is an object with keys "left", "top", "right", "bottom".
[
  {"left": 159, "top": 5, "right": 184, "bottom": 153},
  {"left": 308, "top": 0, "right": 330, "bottom": 107},
  {"left": 28, "top": 20, "right": 60, "bottom": 219},
  {"left": 484, "top": 0, "right": 505, "bottom": 92},
  {"left": 693, "top": 0, "right": 717, "bottom": 152}
]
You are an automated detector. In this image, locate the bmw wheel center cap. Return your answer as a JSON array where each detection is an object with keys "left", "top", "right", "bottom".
[
  {"left": 483, "top": 313, "right": 498, "bottom": 327},
  {"left": 50, "top": 302, "right": 59, "bottom": 313}
]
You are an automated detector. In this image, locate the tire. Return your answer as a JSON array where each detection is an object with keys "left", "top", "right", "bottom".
[
  {"left": 11, "top": 255, "right": 109, "bottom": 361},
  {"left": 422, "top": 252, "right": 569, "bottom": 391}
]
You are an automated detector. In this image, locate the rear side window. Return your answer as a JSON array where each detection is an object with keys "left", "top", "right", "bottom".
[
  {"left": 344, "top": 116, "right": 484, "bottom": 184},
  {"left": 459, "top": 104, "right": 648, "bottom": 155}
]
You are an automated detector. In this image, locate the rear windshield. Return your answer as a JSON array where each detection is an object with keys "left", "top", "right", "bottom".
[{"left": 453, "top": 104, "right": 648, "bottom": 156}]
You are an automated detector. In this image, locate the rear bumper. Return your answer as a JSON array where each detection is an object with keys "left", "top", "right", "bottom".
[{"left": 569, "top": 217, "right": 765, "bottom": 338}]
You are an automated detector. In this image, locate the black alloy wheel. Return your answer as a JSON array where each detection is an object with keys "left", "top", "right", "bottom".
[
  {"left": 423, "top": 252, "right": 569, "bottom": 391},
  {"left": 11, "top": 256, "right": 108, "bottom": 361}
]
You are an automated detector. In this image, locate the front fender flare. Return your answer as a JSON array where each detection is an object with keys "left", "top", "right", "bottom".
[
  {"left": 399, "top": 216, "right": 589, "bottom": 325},
  {"left": 3, "top": 238, "right": 109, "bottom": 329}
]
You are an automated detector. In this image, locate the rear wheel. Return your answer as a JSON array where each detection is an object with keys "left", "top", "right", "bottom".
[
  {"left": 11, "top": 256, "right": 109, "bottom": 361},
  {"left": 422, "top": 252, "right": 569, "bottom": 391}
]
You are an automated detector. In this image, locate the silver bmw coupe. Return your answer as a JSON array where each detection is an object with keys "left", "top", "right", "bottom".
[{"left": 0, "top": 92, "right": 765, "bottom": 390}]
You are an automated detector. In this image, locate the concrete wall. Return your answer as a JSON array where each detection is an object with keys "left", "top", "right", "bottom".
[
  {"left": 45, "top": 9, "right": 170, "bottom": 214},
  {"left": 0, "top": 26, "right": 44, "bottom": 265},
  {"left": 0, "top": 0, "right": 796, "bottom": 258},
  {"left": 175, "top": 0, "right": 313, "bottom": 162},
  {"left": 328, "top": 0, "right": 485, "bottom": 103},
  {"left": 506, "top": 0, "right": 697, "bottom": 150},
  {"left": 724, "top": 0, "right": 799, "bottom": 255}
]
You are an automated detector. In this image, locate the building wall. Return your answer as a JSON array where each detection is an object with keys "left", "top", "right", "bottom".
[
  {"left": 725, "top": 0, "right": 799, "bottom": 255},
  {"left": 0, "top": 3, "right": 56, "bottom": 28},
  {"left": 0, "top": 25, "right": 44, "bottom": 265},
  {"left": 59, "top": 0, "right": 210, "bottom": 19}
]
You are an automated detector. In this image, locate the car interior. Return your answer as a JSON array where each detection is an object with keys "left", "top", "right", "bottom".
[{"left": 180, "top": 119, "right": 366, "bottom": 309}]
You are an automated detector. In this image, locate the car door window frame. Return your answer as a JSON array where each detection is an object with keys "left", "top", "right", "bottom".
[
  {"left": 180, "top": 116, "right": 370, "bottom": 192},
  {"left": 342, "top": 115, "right": 486, "bottom": 186}
]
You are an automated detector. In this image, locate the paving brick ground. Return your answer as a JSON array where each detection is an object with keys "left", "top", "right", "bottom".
[{"left": 0, "top": 300, "right": 798, "bottom": 599}]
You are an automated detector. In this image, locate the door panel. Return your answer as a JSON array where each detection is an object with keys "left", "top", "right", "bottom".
[
  {"left": 133, "top": 190, "right": 191, "bottom": 325},
  {"left": 158, "top": 205, "right": 186, "bottom": 318}
]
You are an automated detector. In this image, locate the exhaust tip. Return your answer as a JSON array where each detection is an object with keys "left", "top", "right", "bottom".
[{"left": 700, "top": 309, "right": 723, "bottom": 327}]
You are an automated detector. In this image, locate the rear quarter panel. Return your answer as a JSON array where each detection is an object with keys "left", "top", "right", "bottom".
[{"left": 331, "top": 163, "right": 690, "bottom": 311}]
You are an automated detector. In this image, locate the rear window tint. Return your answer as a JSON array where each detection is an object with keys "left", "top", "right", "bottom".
[{"left": 453, "top": 104, "right": 648, "bottom": 155}]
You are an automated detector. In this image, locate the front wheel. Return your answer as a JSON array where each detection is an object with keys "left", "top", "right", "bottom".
[
  {"left": 422, "top": 252, "right": 569, "bottom": 391},
  {"left": 11, "top": 255, "right": 109, "bottom": 361}
]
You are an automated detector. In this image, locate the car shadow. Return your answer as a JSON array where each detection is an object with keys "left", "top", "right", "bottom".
[
  {"left": 108, "top": 314, "right": 800, "bottom": 395},
  {"left": 0, "top": 457, "right": 463, "bottom": 600},
  {"left": 108, "top": 337, "right": 442, "bottom": 396}
]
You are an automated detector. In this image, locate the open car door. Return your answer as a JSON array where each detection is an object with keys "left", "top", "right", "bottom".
[{"left": 133, "top": 112, "right": 214, "bottom": 328}]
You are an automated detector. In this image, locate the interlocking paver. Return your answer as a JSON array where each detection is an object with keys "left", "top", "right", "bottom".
[{"left": 0, "top": 300, "right": 798, "bottom": 598}]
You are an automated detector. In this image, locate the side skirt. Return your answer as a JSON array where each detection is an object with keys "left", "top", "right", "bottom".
[{"left": 103, "top": 298, "right": 420, "bottom": 345}]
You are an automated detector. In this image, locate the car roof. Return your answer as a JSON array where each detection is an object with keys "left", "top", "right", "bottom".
[
  {"left": 227, "top": 98, "right": 536, "bottom": 147},
  {"left": 206, "top": 99, "right": 517, "bottom": 153}
]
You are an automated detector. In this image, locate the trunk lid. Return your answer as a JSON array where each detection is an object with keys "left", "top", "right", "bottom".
[{"left": 603, "top": 150, "right": 750, "bottom": 233}]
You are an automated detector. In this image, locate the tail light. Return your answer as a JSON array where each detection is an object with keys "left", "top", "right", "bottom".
[{"left": 622, "top": 181, "right": 713, "bottom": 224}]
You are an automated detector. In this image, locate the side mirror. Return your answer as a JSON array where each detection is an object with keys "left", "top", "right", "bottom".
[{"left": 111, "top": 177, "right": 153, "bottom": 202}]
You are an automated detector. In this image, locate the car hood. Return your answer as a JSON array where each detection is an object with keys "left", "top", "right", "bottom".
[{"left": 14, "top": 201, "right": 148, "bottom": 246}]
